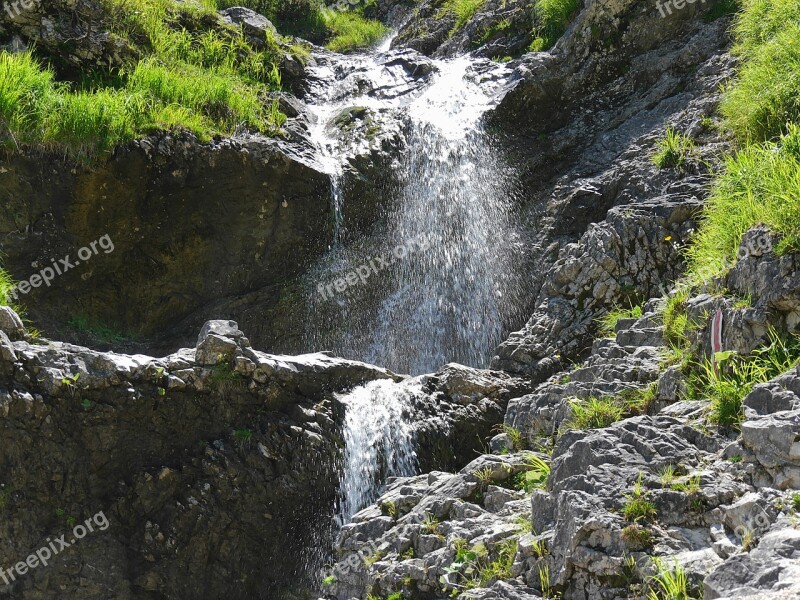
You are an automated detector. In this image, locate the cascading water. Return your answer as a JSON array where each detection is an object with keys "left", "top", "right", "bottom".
[
  {"left": 304, "top": 47, "right": 527, "bottom": 376},
  {"left": 300, "top": 39, "right": 529, "bottom": 580},
  {"left": 334, "top": 379, "right": 418, "bottom": 525}
]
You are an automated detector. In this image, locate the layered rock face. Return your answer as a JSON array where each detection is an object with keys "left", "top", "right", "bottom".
[{"left": 0, "top": 310, "right": 520, "bottom": 599}]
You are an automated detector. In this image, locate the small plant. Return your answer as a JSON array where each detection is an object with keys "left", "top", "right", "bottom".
[
  {"left": 66, "top": 515, "right": 77, "bottom": 528},
  {"left": 474, "top": 466, "right": 496, "bottom": 486},
  {"left": 619, "top": 382, "right": 659, "bottom": 416},
  {"left": 380, "top": 500, "right": 399, "bottom": 519},
  {"left": 623, "top": 474, "right": 658, "bottom": 523},
  {"left": 597, "top": 305, "right": 643, "bottom": 338},
  {"left": 791, "top": 493, "right": 800, "bottom": 513},
  {"left": 539, "top": 563, "right": 559, "bottom": 598},
  {"left": 321, "top": 574, "right": 336, "bottom": 587},
  {"left": 728, "top": 454, "right": 743, "bottom": 463},
  {"left": 81, "top": 398, "right": 92, "bottom": 410},
  {"left": 568, "top": 396, "right": 626, "bottom": 430},
  {"left": 646, "top": 558, "right": 692, "bottom": 600},
  {"left": 514, "top": 515, "right": 532, "bottom": 533},
  {"left": 514, "top": 453, "right": 551, "bottom": 492},
  {"left": 421, "top": 514, "right": 442, "bottom": 536},
  {"left": 659, "top": 464, "right": 677, "bottom": 487},
  {"left": 364, "top": 549, "right": 386, "bottom": 566},
  {"left": 531, "top": 536, "right": 549, "bottom": 559},
  {"left": 670, "top": 474, "right": 701, "bottom": 496},
  {"left": 652, "top": 127, "right": 696, "bottom": 170},
  {"left": 621, "top": 524, "right": 655, "bottom": 549},
  {"left": 401, "top": 546, "right": 416, "bottom": 560},
  {"left": 497, "top": 424, "right": 524, "bottom": 451},
  {"left": 234, "top": 428, "right": 253, "bottom": 448},
  {"left": 61, "top": 373, "right": 81, "bottom": 398},
  {"left": 0, "top": 487, "right": 11, "bottom": 511}
]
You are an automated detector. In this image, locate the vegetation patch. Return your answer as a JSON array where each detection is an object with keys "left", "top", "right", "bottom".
[
  {"left": 529, "top": 0, "right": 581, "bottom": 51},
  {"left": 689, "top": 329, "right": 800, "bottom": 428},
  {"left": 597, "top": 304, "right": 643, "bottom": 338},
  {"left": 687, "top": 0, "right": 800, "bottom": 282},
  {"left": 216, "top": 0, "right": 387, "bottom": 51},
  {"left": 567, "top": 396, "right": 626, "bottom": 430},
  {"left": 440, "top": 0, "right": 489, "bottom": 35},
  {"left": 652, "top": 127, "right": 696, "bottom": 170}
]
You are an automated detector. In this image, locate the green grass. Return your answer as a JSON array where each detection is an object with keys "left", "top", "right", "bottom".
[
  {"left": 0, "top": 0, "right": 293, "bottom": 159},
  {"left": 621, "top": 523, "right": 655, "bottom": 549},
  {"left": 646, "top": 558, "right": 693, "bottom": 600},
  {"left": 513, "top": 453, "right": 551, "bottom": 492},
  {"left": 686, "top": 124, "right": 800, "bottom": 281},
  {"left": 440, "top": 0, "right": 489, "bottom": 35},
  {"left": 652, "top": 127, "right": 696, "bottom": 170},
  {"left": 622, "top": 474, "right": 658, "bottom": 523},
  {"left": 322, "top": 9, "right": 388, "bottom": 52},
  {"left": 529, "top": 0, "right": 581, "bottom": 51},
  {"left": 568, "top": 396, "right": 626, "bottom": 430},
  {"left": 597, "top": 304, "right": 642, "bottom": 338},
  {"left": 691, "top": 329, "right": 800, "bottom": 428},
  {"left": 215, "top": 0, "right": 386, "bottom": 52},
  {"left": 682, "top": 0, "right": 800, "bottom": 284}
]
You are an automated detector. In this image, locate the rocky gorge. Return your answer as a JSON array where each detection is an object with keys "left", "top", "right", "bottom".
[{"left": 1, "top": 0, "right": 800, "bottom": 598}]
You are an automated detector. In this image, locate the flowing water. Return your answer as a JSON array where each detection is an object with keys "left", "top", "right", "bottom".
[
  {"left": 305, "top": 44, "right": 526, "bottom": 377},
  {"left": 300, "top": 38, "right": 527, "bottom": 575},
  {"left": 334, "top": 379, "right": 418, "bottom": 525}
]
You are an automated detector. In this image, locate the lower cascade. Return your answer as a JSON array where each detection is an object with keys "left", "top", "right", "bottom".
[{"left": 335, "top": 379, "right": 419, "bottom": 526}]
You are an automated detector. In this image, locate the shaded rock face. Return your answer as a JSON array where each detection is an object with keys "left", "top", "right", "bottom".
[
  {"left": 481, "top": 0, "right": 735, "bottom": 379},
  {"left": 0, "top": 312, "right": 512, "bottom": 599},
  {"left": 0, "top": 315, "right": 397, "bottom": 599},
  {"left": 0, "top": 134, "right": 331, "bottom": 354}
]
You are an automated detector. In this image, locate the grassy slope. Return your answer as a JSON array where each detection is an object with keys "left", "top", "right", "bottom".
[
  {"left": 687, "top": 0, "right": 800, "bottom": 281},
  {"left": 0, "top": 0, "right": 386, "bottom": 161},
  {"left": 214, "top": 0, "right": 387, "bottom": 52}
]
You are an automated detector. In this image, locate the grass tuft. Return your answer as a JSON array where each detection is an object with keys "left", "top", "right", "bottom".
[
  {"left": 652, "top": 127, "right": 696, "bottom": 170},
  {"left": 529, "top": 0, "right": 581, "bottom": 51}
]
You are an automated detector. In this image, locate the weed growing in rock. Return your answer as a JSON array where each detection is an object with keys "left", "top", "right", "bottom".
[
  {"left": 691, "top": 329, "right": 800, "bottom": 428},
  {"left": 539, "top": 564, "right": 560, "bottom": 598},
  {"left": 659, "top": 464, "right": 677, "bottom": 487},
  {"left": 421, "top": 514, "right": 442, "bottom": 537},
  {"left": 529, "top": 0, "right": 581, "bottom": 51},
  {"left": 496, "top": 424, "right": 525, "bottom": 451},
  {"left": 646, "top": 558, "right": 692, "bottom": 600},
  {"left": 621, "top": 524, "right": 655, "bottom": 550},
  {"left": 568, "top": 396, "right": 626, "bottom": 430},
  {"left": 234, "top": 428, "right": 253, "bottom": 448},
  {"left": 513, "top": 453, "right": 550, "bottom": 492},
  {"left": 439, "top": 0, "right": 488, "bottom": 35},
  {"left": 442, "top": 538, "right": 518, "bottom": 591},
  {"left": 622, "top": 474, "right": 658, "bottom": 523},
  {"left": 379, "top": 499, "right": 398, "bottom": 519},
  {"left": 652, "top": 127, "right": 696, "bottom": 170},
  {"left": 473, "top": 466, "right": 496, "bottom": 487},
  {"left": 597, "top": 304, "right": 643, "bottom": 338}
]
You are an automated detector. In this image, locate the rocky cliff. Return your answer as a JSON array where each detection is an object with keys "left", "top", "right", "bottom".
[{"left": 1, "top": 0, "right": 800, "bottom": 598}]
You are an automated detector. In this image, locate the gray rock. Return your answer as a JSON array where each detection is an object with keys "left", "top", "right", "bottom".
[
  {"left": 741, "top": 408, "right": 800, "bottom": 489},
  {"left": 704, "top": 526, "right": 800, "bottom": 599},
  {"left": 0, "top": 306, "right": 25, "bottom": 340}
]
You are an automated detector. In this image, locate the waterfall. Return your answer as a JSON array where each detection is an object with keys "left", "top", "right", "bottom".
[
  {"left": 334, "top": 379, "right": 418, "bottom": 525},
  {"left": 304, "top": 49, "right": 526, "bottom": 376}
]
